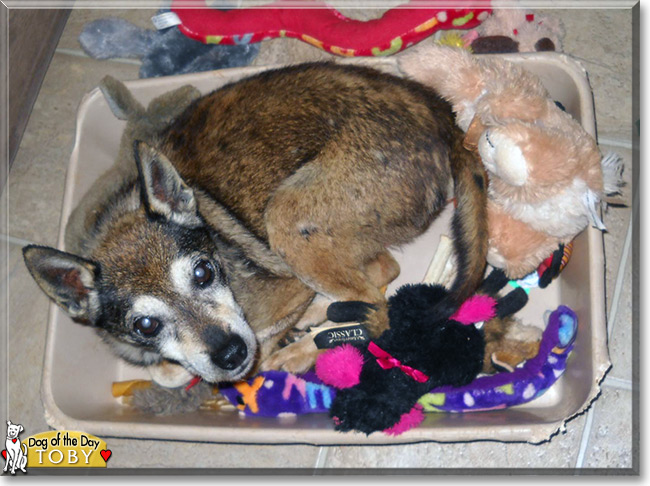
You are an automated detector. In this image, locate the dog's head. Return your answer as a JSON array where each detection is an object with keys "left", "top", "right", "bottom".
[
  {"left": 23, "top": 142, "right": 256, "bottom": 383},
  {"left": 6, "top": 421, "right": 23, "bottom": 440}
]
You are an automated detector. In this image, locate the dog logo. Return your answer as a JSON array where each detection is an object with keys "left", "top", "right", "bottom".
[{"left": 3, "top": 420, "right": 28, "bottom": 475}]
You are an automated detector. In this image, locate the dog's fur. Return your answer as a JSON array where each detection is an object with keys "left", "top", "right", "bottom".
[
  {"left": 23, "top": 62, "right": 488, "bottom": 384},
  {"left": 4, "top": 421, "right": 27, "bottom": 475}
]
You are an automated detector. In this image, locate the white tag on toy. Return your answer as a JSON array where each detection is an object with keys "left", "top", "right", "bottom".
[
  {"left": 583, "top": 189, "right": 607, "bottom": 231},
  {"left": 151, "top": 12, "right": 181, "bottom": 30}
]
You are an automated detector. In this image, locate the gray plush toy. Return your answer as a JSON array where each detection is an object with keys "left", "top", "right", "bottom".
[{"left": 79, "top": 14, "right": 259, "bottom": 78}]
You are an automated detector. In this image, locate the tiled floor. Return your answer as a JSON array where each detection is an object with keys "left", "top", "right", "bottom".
[{"left": 1, "top": 2, "right": 637, "bottom": 472}]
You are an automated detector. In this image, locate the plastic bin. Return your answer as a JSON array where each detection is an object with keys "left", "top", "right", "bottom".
[{"left": 41, "top": 53, "right": 610, "bottom": 444}]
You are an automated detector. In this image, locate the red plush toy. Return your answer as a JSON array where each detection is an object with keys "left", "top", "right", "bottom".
[{"left": 170, "top": 0, "right": 491, "bottom": 57}]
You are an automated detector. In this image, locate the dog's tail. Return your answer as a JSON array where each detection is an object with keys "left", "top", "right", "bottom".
[{"left": 443, "top": 127, "right": 489, "bottom": 315}]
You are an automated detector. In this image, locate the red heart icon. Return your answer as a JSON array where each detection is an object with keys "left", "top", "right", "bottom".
[
  {"left": 12, "top": 439, "right": 16, "bottom": 444},
  {"left": 100, "top": 450, "right": 112, "bottom": 462},
  {"left": 2, "top": 450, "right": 6, "bottom": 460}
]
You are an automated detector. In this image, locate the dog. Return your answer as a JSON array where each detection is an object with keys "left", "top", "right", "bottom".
[
  {"left": 23, "top": 62, "right": 488, "bottom": 385},
  {"left": 4, "top": 421, "right": 27, "bottom": 475}
]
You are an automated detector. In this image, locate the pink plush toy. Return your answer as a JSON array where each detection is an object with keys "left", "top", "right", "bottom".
[
  {"left": 397, "top": 44, "right": 623, "bottom": 278},
  {"left": 170, "top": 0, "right": 492, "bottom": 57}
]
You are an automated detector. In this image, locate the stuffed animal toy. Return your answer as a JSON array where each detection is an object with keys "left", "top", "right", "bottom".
[
  {"left": 474, "top": 268, "right": 537, "bottom": 374},
  {"left": 318, "top": 284, "right": 484, "bottom": 435},
  {"left": 480, "top": 241, "right": 573, "bottom": 373},
  {"left": 312, "top": 266, "right": 541, "bottom": 436},
  {"left": 78, "top": 11, "right": 259, "bottom": 78},
  {"left": 420, "top": 304, "right": 577, "bottom": 412},
  {"left": 424, "top": 234, "right": 569, "bottom": 374},
  {"left": 167, "top": 0, "right": 491, "bottom": 57},
  {"left": 466, "top": 7, "right": 565, "bottom": 54},
  {"left": 397, "top": 44, "right": 623, "bottom": 278}
]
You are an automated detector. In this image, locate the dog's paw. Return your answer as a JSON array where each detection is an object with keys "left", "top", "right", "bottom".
[
  {"left": 277, "top": 326, "right": 308, "bottom": 348},
  {"left": 260, "top": 335, "right": 322, "bottom": 374}
]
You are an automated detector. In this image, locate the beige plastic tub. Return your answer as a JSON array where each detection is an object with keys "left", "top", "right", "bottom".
[{"left": 41, "top": 53, "right": 610, "bottom": 445}]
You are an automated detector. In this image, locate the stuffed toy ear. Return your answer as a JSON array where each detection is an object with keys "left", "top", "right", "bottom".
[
  {"left": 315, "top": 344, "right": 364, "bottom": 389},
  {"left": 326, "top": 301, "right": 376, "bottom": 324},
  {"left": 478, "top": 128, "right": 529, "bottom": 187}
]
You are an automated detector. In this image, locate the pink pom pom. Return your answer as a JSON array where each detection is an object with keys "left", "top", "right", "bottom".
[
  {"left": 450, "top": 294, "right": 496, "bottom": 325},
  {"left": 383, "top": 404, "right": 425, "bottom": 436},
  {"left": 315, "top": 344, "right": 364, "bottom": 389}
]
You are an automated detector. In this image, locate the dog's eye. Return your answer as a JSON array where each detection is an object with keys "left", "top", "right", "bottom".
[
  {"left": 134, "top": 316, "right": 161, "bottom": 336},
  {"left": 193, "top": 259, "right": 215, "bottom": 287}
]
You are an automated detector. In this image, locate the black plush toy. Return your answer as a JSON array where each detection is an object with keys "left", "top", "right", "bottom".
[{"left": 316, "top": 269, "right": 528, "bottom": 436}]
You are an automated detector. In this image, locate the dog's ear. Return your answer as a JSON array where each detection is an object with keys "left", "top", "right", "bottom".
[
  {"left": 19, "top": 425, "right": 23, "bottom": 433},
  {"left": 133, "top": 140, "right": 202, "bottom": 228},
  {"left": 23, "top": 245, "right": 101, "bottom": 325}
]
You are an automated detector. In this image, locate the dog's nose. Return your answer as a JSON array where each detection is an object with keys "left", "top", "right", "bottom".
[{"left": 211, "top": 334, "right": 248, "bottom": 370}]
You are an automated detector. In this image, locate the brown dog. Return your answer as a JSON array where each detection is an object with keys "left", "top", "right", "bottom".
[{"left": 23, "top": 62, "right": 488, "bottom": 385}]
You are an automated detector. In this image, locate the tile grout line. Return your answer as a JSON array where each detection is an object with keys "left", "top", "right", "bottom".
[
  {"left": 602, "top": 375, "right": 633, "bottom": 391},
  {"left": 598, "top": 137, "right": 633, "bottom": 150},
  {"left": 575, "top": 406, "right": 595, "bottom": 469},
  {"left": 313, "top": 446, "right": 330, "bottom": 470},
  {"left": 575, "top": 373, "right": 633, "bottom": 469},
  {"left": 55, "top": 47, "right": 142, "bottom": 66},
  {"left": 0, "top": 234, "right": 37, "bottom": 247},
  {"left": 607, "top": 213, "right": 633, "bottom": 340}
]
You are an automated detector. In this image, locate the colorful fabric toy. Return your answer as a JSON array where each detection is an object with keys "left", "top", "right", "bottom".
[
  {"left": 213, "top": 302, "right": 576, "bottom": 435},
  {"left": 419, "top": 305, "right": 577, "bottom": 412},
  {"left": 219, "top": 371, "right": 334, "bottom": 417},
  {"left": 169, "top": 0, "right": 491, "bottom": 57},
  {"left": 537, "top": 242, "right": 574, "bottom": 288},
  {"left": 316, "top": 269, "right": 530, "bottom": 436}
]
